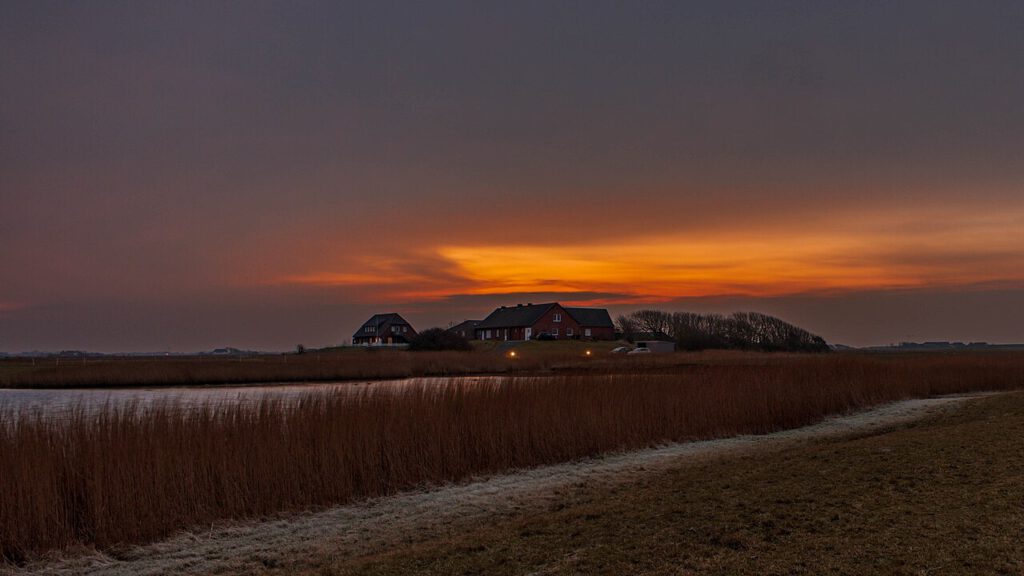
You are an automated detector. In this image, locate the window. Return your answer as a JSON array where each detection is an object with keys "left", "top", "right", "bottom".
[
  {"left": 585, "top": 328, "right": 592, "bottom": 337},
  {"left": 485, "top": 330, "right": 492, "bottom": 339},
  {"left": 366, "top": 326, "right": 376, "bottom": 333},
  {"left": 402, "top": 326, "right": 407, "bottom": 333},
  {"left": 391, "top": 325, "right": 398, "bottom": 333},
  {"left": 567, "top": 328, "right": 573, "bottom": 336},
  {"left": 553, "top": 313, "right": 562, "bottom": 322},
  {"left": 552, "top": 328, "right": 559, "bottom": 336}
]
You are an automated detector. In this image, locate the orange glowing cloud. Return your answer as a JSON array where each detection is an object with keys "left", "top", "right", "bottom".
[{"left": 274, "top": 205, "right": 1024, "bottom": 304}]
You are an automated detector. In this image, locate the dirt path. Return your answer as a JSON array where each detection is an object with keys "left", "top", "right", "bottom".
[{"left": 3, "top": 394, "right": 988, "bottom": 576}]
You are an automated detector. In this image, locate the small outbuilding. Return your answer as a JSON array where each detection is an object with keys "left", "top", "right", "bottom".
[
  {"left": 447, "top": 320, "right": 482, "bottom": 340},
  {"left": 635, "top": 339, "right": 676, "bottom": 353}
]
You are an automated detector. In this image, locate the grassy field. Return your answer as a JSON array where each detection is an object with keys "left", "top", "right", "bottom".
[
  {"left": 3, "top": 345, "right": 1020, "bottom": 390},
  {"left": 2, "top": 353, "right": 1022, "bottom": 562},
  {"left": 291, "top": 391, "right": 1024, "bottom": 576},
  {"left": 0, "top": 342, "right": 623, "bottom": 388}
]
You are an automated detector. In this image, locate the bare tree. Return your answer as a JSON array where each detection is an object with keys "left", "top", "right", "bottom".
[
  {"left": 615, "top": 314, "right": 638, "bottom": 341},
  {"left": 631, "top": 309, "right": 673, "bottom": 336},
  {"left": 622, "top": 309, "right": 828, "bottom": 352}
]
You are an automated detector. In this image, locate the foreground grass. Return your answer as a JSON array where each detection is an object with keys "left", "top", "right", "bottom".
[
  {"left": 303, "top": 392, "right": 1024, "bottom": 576},
  {"left": 2, "top": 353, "right": 1022, "bottom": 562}
]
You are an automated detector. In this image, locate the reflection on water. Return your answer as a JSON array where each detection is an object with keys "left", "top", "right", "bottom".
[{"left": 0, "top": 377, "right": 499, "bottom": 420}]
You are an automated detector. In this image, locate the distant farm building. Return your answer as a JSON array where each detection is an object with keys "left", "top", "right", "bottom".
[
  {"left": 635, "top": 340, "right": 676, "bottom": 353},
  {"left": 627, "top": 331, "right": 675, "bottom": 352},
  {"left": 475, "top": 303, "right": 615, "bottom": 341},
  {"left": 353, "top": 313, "right": 417, "bottom": 346},
  {"left": 447, "top": 320, "right": 481, "bottom": 340}
]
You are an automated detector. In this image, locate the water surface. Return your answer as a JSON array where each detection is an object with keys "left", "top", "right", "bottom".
[{"left": 0, "top": 376, "right": 496, "bottom": 420}]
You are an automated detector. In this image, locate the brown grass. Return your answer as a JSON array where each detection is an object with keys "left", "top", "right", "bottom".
[
  {"left": 0, "top": 345, "right": 625, "bottom": 389},
  {"left": 0, "top": 344, "right": 899, "bottom": 391},
  {"left": 1, "top": 353, "right": 1023, "bottom": 562},
  {"left": 0, "top": 350, "right": 514, "bottom": 388},
  {"left": 318, "top": 391, "right": 1024, "bottom": 576}
]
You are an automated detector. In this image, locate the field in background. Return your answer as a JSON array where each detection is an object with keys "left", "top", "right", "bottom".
[
  {"left": 2, "top": 352, "right": 1023, "bottom": 562},
  {"left": 0, "top": 342, "right": 627, "bottom": 389},
  {"left": 6, "top": 344, "right": 1019, "bottom": 390}
]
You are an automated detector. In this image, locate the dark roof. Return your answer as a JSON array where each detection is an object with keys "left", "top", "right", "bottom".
[
  {"left": 447, "top": 320, "right": 481, "bottom": 333},
  {"left": 353, "top": 313, "right": 413, "bottom": 337},
  {"left": 564, "top": 307, "right": 614, "bottom": 328},
  {"left": 476, "top": 303, "right": 557, "bottom": 329}
]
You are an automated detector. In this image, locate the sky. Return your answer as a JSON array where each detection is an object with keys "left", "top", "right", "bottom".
[{"left": 2, "top": 1, "right": 1024, "bottom": 352}]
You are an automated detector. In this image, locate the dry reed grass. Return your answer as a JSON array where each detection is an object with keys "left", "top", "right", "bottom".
[
  {"left": 0, "top": 348, "right": 588, "bottom": 389},
  {"left": 1, "top": 353, "right": 1022, "bottom": 562}
]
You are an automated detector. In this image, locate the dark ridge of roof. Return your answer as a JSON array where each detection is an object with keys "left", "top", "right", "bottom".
[
  {"left": 447, "top": 320, "right": 482, "bottom": 332},
  {"left": 563, "top": 307, "right": 614, "bottom": 328},
  {"left": 476, "top": 303, "right": 557, "bottom": 329},
  {"left": 354, "top": 313, "right": 412, "bottom": 336}
]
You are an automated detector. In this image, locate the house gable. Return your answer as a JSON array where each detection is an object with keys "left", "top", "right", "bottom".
[
  {"left": 563, "top": 307, "right": 614, "bottom": 329},
  {"left": 563, "top": 307, "right": 616, "bottom": 339},
  {"left": 353, "top": 313, "right": 417, "bottom": 345}
]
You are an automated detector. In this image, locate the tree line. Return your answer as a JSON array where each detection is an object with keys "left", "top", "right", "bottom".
[{"left": 616, "top": 310, "right": 830, "bottom": 352}]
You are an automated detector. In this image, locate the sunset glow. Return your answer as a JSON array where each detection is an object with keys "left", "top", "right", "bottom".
[
  {"left": 3, "top": 2, "right": 1024, "bottom": 350},
  {"left": 277, "top": 206, "right": 1024, "bottom": 305}
]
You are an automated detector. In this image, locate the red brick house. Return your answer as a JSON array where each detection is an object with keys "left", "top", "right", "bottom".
[
  {"left": 352, "top": 313, "right": 417, "bottom": 346},
  {"left": 563, "top": 307, "right": 616, "bottom": 340},
  {"left": 475, "top": 303, "right": 614, "bottom": 341}
]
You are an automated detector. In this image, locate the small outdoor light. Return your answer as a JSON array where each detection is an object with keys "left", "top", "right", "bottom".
[
  {"left": 509, "top": 350, "right": 517, "bottom": 358},
  {"left": 585, "top": 350, "right": 592, "bottom": 356}
]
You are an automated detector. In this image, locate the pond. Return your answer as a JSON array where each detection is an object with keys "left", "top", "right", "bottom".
[{"left": 0, "top": 376, "right": 499, "bottom": 420}]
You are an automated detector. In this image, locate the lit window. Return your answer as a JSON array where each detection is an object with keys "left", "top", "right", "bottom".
[{"left": 585, "top": 328, "right": 592, "bottom": 337}]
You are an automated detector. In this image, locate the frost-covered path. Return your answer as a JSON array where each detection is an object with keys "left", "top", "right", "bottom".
[{"left": 4, "top": 394, "right": 988, "bottom": 576}]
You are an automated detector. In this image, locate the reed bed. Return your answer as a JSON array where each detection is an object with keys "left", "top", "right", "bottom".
[
  {"left": 0, "top": 350, "right": 510, "bottom": 388},
  {"left": 0, "top": 348, "right": 602, "bottom": 389},
  {"left": 1, "top": 353, "right": 1022, "bottom": 562},
  {"left": 0, "top": 347, "right": 867, "bottom": 390}
]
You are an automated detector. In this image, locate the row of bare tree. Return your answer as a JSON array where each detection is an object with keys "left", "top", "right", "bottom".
[{"left": 616, "top": 310, "right": 829, "bottom": 352}]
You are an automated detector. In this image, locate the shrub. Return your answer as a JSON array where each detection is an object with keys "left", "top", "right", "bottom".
[{"left": 407, "top": 328, "right": 473, "bottom": 351}]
